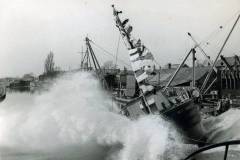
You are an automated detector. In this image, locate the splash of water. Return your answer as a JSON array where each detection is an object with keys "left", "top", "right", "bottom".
[
  {"left": 0, "top": 72, "right": 184, "bottom": 160},
  {"left": 205, "top": 109, "right": 240, "bottom": 143}
]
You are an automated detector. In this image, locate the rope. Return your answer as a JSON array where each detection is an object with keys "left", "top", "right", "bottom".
[
  {"left": 115, "top": 33, "right": 121, "bottom": 68},
  {"left": 89, "top": 40, "right": 131, "bottom": 67},
  {"left": 199, "top": 10, "right": 240, "bottom": 47}
]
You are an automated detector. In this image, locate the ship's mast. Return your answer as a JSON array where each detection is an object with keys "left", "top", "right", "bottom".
[
  {"left": 80, "top": 46, "right": 91, "bottom": 71},
  {"left": 112, "top": 5, "right": 133, "bottom": 49},
  {"left": 80, "top": 37, "right": 109, "bottom": 89},
  {"left": 112, "top": 5, "right": 160, "bottom": 113}
]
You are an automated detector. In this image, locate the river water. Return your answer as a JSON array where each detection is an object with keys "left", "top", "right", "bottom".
[{"left": 0, "top": 72, "right": 239, "bottom": 160}]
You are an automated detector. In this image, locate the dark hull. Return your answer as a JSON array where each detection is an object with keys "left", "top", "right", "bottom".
[
  {"left": 9, "top": 86, "right": 32, "bottom": 92},
  {"left": 0, "top": 94, "right": 6, "bottom": 102},
  {"left": 162, "top": 99, "right": 206, "bottom": 144},
  {"left": 124, "top": 94, "right": 206, "bottom": 145}
]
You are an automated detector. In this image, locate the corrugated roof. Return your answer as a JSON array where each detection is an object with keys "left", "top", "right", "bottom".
[{"left": 148, "top": 66, "right": 210, "bottom": 86}]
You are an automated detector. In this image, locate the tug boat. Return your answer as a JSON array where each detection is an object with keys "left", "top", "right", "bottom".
[
  {"left": 112, "top": 5, "right": 206, "bottom": 144},
  {"left": 0, "top": 86, "right": 6, "bottom": 102}
]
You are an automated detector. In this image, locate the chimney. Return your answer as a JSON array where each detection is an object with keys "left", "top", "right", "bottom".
[{"left": 168, "top": 63, "right": 171, "bottom": 69}]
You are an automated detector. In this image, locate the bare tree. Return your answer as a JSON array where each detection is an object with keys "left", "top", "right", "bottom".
[{"left": 44, "top": 51, "right": 55, "bottom": 74}]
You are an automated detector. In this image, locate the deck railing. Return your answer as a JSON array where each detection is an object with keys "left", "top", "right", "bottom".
[{"left": 183, "top": 140, "right": 240, "bottom": 160}]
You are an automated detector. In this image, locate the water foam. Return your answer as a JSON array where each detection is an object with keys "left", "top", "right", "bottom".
[
  {"left": 0, "top": 72, "right": 184, "bottom": 160},
  {"left": 205, "top": 109, "right": 240, "bottom": 143}
]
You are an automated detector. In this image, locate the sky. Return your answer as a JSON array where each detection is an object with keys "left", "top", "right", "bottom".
[{"left": 0, "top": 0, "right": 240, "bottom": 78}]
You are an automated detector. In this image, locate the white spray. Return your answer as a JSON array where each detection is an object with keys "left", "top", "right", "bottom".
[{"left": 0, "top": 72, "right": 185, "bottom": 160}]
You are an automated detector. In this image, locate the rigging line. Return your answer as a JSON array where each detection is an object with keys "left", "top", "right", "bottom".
[
  {"left": 89, "top": 40, "right": 131, "bottom": 67},
  {"left": 203, "top": 19, "right": 238, "bottom": 57},
  {"left": 92, "top": 43, "right": 130, "bottom": 67},
  {"left": 199, "top": 10, "right": 240, "bottom": 46},
  {"left": 115, "top": 33, "right": 121, "bottom": 68}
]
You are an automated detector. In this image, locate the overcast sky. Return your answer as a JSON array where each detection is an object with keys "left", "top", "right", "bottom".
[{"left": 0, "top": 0, "right": 240, "bottom": 78}]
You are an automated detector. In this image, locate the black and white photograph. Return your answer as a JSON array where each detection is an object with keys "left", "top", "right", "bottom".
[{"left": 0, "top": 0, "right": 240, "bottom": 160}]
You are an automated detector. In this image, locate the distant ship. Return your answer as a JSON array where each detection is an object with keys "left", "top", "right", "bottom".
[
  {"left": 0, "top": 86, "right": 6, "bottom": 102},
  {"left": 112, "top": 5, "right": 206, "bottom": 145}
]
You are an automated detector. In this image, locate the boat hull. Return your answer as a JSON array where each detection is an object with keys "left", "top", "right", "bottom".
[
  {"left": 163, "top": 100, "right": 206, "bottom": 144},
  {"left": 124, "top": 93, "right": 206, "bottom": 145},
  {"left": 0, "top": 94, "right": 6, "bottom": 102},
  {"left": 0, "top": 86, "right": 6, "bottom": 102}
]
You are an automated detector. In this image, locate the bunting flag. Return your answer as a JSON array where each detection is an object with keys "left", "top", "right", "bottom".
[
  {"left": 113, "top": 8, "right": 157, "bottom": 89},
  {"left": 128, "top": 46, "right": 156, "bottom": 86},
  {"left": 128, "top": 45, "right": 157, "bottom": 105},
  {"left": 113, "top": 5, "right": 159, "bottom": 112}
]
